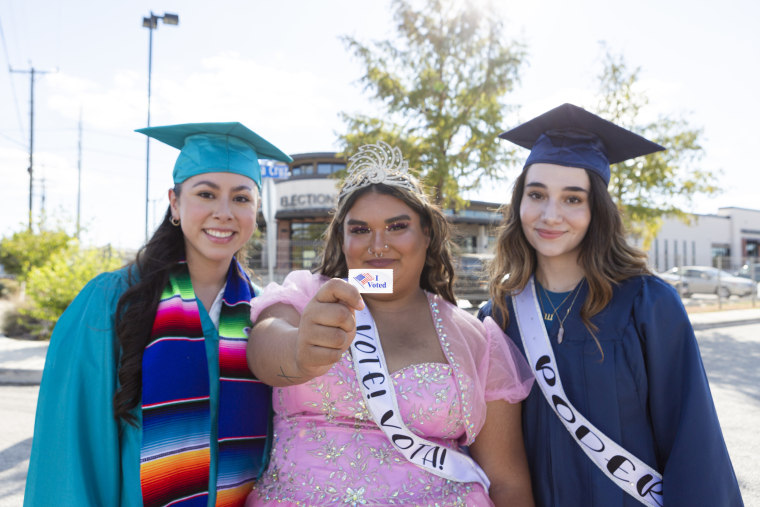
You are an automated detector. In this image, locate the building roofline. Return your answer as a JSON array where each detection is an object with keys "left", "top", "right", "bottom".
[{"left": 290, "top": 152, "right": 340, "bottom": 161}]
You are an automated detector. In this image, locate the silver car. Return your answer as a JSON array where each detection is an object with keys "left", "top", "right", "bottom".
[{"left": 661, "top": 266, "right": 756, "bottom": 298}]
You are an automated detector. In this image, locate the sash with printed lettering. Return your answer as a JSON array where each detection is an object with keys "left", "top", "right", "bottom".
[
  {"left": 512, "top": 276, "right": 663, "bottom": 507},
  {"left": 351, "top": 304, "right": 491, "bottom": 489}
]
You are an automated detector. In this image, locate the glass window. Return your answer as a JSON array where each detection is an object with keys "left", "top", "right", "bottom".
[
  {"left": 291, "top": 163, "right": 314, "bottom": 177},
  {"left": 290, "top": 222, "right": 328, "bottom": 269},
  {"left": 316, "top": 163, "right": 346, "bottom": 175},
  {"left": 711, "top": 244, "right": 730, "bottom": 269}
]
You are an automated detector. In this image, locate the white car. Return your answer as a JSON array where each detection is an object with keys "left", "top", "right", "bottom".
[{"left": 661, "top": 266, "right": 756, "bottom": 298}]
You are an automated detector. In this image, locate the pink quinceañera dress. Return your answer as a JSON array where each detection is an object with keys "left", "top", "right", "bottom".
[{"left": 245, "top": 271, "right": 534, "bottom": 507}]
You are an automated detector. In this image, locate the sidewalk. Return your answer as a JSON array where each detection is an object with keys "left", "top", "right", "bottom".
[{"left": 2, "top": 307, "right": 760, "bottom": 386}]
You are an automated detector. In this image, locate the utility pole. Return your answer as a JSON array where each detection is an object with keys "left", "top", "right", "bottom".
[{"left": 10, "top": 66, "right": 55, "bottom": 230}]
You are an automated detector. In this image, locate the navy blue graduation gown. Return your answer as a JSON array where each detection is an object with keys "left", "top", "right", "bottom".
[{"left": 479, "top": 275, "right": 743, "bottom": 506}]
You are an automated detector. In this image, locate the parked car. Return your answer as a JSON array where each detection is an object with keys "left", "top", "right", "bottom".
[
  {"left": 453, "top": 253, "right": 494, "bottom": 306},
  {"left": 735, "top": 263, "right": 760, "bottom": 282},
  {"left": 660, "top": 266, "right": 756, "bottom": 298},
  {"left": 656, "top": 271, "right": 690, "bottom": 297}
]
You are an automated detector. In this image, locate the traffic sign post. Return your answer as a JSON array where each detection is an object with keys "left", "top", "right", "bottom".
[{"left": 260, "top": 161, "right": 290, "bottom": 283}]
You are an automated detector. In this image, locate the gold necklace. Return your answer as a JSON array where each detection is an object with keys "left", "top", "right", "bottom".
[
  {"left": 538, "top": 286, "right": 574, "bottom": 322},
  {"left": 540, "top": 279, "right": 584, "bottom": 344}
]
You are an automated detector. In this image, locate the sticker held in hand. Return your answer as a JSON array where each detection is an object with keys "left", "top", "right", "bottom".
[{"left": 348, "top": 269, "right": 393, "bottom": 293}]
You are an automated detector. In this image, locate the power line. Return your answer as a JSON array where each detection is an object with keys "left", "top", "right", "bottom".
[
  {"left": 0, "top": 130, "right": 26, "bottom": 147},
  {"left": 0, "top": 15, "right": 27, "bottom": 144}
]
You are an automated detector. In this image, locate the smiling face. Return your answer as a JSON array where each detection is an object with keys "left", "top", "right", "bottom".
[
  {"left": 342, "top": 191, "right": 430, "bottom": 299},
  {"left": 169, "top": 172, "right": 259, "bottom": 272},
  {"left": 519, "top": 163, "right": 591, "bottom": 268}
]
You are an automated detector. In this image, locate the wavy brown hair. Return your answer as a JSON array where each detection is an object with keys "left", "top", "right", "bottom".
[
  {"left": 113, "top": 184, "right": 254, "bottom": 425},
  {"left": 488, "top": 167, "right": 650, "bottom": 340},
  {"left": 315, "top": 183, "right": 456, "bottom": 305}
]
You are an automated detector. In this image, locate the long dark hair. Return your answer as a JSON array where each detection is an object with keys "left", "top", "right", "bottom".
[
  {"left": 112, "top": 183, "right": 255, "bottom": 424},
  {"left": 488, "top": 168, "right": 650, "bottom": 336},
  {"left": 315, "top": 184, "right": 456, "bottom": 305},
  {"left": 113, "top": 203, "right": 185, "bottom": 424}
]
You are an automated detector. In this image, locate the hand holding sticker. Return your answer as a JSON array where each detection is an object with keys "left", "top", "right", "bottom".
[{"left": 348, "top": 269, "right": 393, "bottom": 293}]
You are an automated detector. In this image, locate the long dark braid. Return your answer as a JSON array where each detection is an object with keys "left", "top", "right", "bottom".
[{"left": 113, "top": 203, "right": 185, "bottom": 425}]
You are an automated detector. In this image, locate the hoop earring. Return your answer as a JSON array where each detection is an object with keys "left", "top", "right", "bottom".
[{"left": 171, "top": 217, "right": 180, "bottom": 227}]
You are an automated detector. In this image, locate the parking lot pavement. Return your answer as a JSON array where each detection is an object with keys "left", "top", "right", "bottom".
[
  {"left": 0, "top": 337, "right": 47, "bottom": 385},
  {"left": 2, "top": 303, "right": 760, "bottom": 386}
]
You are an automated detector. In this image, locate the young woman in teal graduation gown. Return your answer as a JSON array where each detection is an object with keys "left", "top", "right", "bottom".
[
  {"left": 24, "top": 123, "right": 291, "bottom": 507},
  {"left": 478, "top": 104, "right": 744, "bottom": 506}
]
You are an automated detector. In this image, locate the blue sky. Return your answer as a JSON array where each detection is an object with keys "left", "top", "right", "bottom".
[{"left": 1, "top": 0, "right": 758, "bottom": 250}]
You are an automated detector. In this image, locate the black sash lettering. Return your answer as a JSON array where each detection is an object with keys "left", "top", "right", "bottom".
[
  {"left": 362, "top": 372, "right": 385, "bottom": 389},
  {"left": 392, "top": 434, "right": 415, "bottom": 449},
  {"left": 607, "top": 455, "right": 636, "bottom": 481},
  {"left": 551, "top": 395, "right": 576, "bottom": 423},
  {"left": 410, "top": 443, "right": 430, "bottom": 459},
  {"left": 576, "top": 425, "right": 605, "bottom": 452},
  {"left": 535, "top": 355, "right": 557, "bottom": 386},
  {"left": 379, "top": 410, "right": 401, "bottom": 430},
  {"left": 354, "top": 340, "right": 377, "bottom": 353},
  {"left": 637, "top": 475, "right": 664, "bottom": 505},
  {"left": 422, "top": 446, "right": 440, "bottom": 467}
]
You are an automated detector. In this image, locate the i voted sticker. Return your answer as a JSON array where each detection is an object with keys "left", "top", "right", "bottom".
[{"left": 348, "top": 269, "right": 393, "bottom": 293}]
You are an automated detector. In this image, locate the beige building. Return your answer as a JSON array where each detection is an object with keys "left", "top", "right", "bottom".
[{"left": 646, "top": 207, "right": 760, "bottom": 273}]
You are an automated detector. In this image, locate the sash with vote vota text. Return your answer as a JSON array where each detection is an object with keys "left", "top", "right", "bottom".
[
  {"left": 351, "top": 304, "right": 491, "bottom": 490},
  {"left": 512, "top": 276, "right": 663, "bottom": 507}
]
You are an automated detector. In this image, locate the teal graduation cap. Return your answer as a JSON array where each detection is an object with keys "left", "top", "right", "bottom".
[{"left": 136, "top": 122, "right": 293, "bottom": 188}]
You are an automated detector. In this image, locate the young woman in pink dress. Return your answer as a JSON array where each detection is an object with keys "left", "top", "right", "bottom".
[{"left": 245, "top": 142, "right": 535, "bottom": 506}]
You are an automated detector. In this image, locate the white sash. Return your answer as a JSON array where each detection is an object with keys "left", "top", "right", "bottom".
[
  {"left": 512, "top": 277, "right": 664, "bottom": 507},
  {"left": 351, "top": 304, "right": 491, "bottom": 490}
]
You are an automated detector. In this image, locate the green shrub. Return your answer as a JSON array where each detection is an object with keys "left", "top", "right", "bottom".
[
  {"left": 2, "top": 305, "right": 50, "bottom": 341},
  {"left": 18, "top": 247, "right": 123, "bottom": 337},
  {"left": 0, "top": 224, "right": 72, "bottom": 282},
  {"left": 0, "top": 278, "right": 20, "bottom": 299}
]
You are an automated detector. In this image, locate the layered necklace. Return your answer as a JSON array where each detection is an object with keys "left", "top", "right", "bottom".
[{"left": 538, "top": 278, "right": 585, "bottom": 344}]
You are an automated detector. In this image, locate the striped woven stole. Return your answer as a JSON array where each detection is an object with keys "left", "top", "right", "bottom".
[{"left": 140, "top": 260, "right": 271, "bottom": 507}]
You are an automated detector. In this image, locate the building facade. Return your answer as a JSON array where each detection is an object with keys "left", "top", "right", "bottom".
[
  {"left": 252, "top": 152, "right": 503, "bottom": 281},
  {"left": 646, "top": 207, "right": 760, "bottom": 273},
  {"left": 252, "top": 153, "right": 760, "bottom": 282}
]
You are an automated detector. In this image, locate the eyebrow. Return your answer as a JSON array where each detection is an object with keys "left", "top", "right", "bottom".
[
  {"left": 346, "top": 214, "right": 412, "bottom": 226},
  {"left": 525, "top": 182, "right": 589, "bottom": 193},
  {"left": 191, "top": 180, "right": 253, "bottom": 192}
]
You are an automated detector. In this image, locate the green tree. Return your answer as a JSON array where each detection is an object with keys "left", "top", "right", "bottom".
[
  {"left": 594, "top": 49, "right": 720, "bottom": 246},
  {"left": 21, "top": 245, "right": 123, "bottom": 336},
  {"left": 0, "top": 220, "right": 72, "bottom": 281},
  {"left": 339, "top": 0, "right": 526, "bottom": 207}
]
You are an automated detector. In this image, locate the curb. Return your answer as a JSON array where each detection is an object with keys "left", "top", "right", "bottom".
[
  {"left": 691, "top": 318, "right": 760, "bottom": 331},
  {"left": 0, "top": 368, "right": 42, "bottom": 385},
  {"left": 2, "top": 313, "right": 760, "bottom": 387}
]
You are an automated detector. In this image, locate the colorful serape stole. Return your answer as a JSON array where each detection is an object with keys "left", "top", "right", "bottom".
[{"left": 140, "top": 260, "right": 271, "bottom": 507}]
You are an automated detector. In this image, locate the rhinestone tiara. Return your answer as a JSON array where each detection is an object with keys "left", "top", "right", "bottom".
[{"left": 338, "top": 141, "right": 419, "bottom": 201}]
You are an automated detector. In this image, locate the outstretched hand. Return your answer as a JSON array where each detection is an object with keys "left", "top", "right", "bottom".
[{"left": 295, "top": 278, "right": 365, "bottom": 379}]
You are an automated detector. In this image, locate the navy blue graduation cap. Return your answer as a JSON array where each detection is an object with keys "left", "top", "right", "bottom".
[{"left": 499, "top": 103, "right": 665, "bottom": 184}]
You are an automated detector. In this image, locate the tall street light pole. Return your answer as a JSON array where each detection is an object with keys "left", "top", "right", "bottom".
[{"left": 142, "top": 11, "right": 179, "bottom": 242}]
